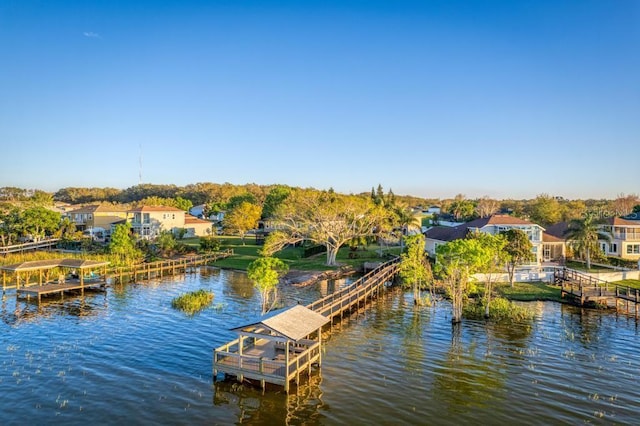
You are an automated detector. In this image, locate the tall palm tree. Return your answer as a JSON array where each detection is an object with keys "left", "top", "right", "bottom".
[
  {"left": 564, "top": 215, "right": 611, "bottom": 270},
  {"left": 394, "top": 206, "right": 422, "bottom": 252}
]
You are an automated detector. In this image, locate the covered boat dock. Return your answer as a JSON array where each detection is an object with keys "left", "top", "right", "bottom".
[
  {"left": 214, "top": 305, "right": 330, "bottom": 392},
  {"left": 1, "top": 258, "right": 110, "bottom": 302}
]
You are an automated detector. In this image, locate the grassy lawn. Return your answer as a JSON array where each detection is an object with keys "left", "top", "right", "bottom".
[
  {"left": 190, "top": 235, "right": 400, "bottom": 272},
  {"left": 613, "top": 279, "right": 640, "bottom": 290},
  {"left": 565, "top": 260, "right": 614, "bottom": 272},
  {"left": 495, "top": 281, "right": 563, "bottom": 302}
]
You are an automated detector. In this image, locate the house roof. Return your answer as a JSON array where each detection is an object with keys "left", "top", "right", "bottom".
[
  {"left": 230, "top": 305, "right": 330, "bottom": 342},
  {"left": 0, "top": 258, "right": 109, "bottom": 272},
  {"left": 66, "top": 204, "right": 127, "bottom": 214},
  {"left": 184, "top": 215, "right": 212, "bottom": 225},
  {"left": 603, "top": 217, "right": 640, "bottom": 227},
  {"left": 128, "top": 206, "right": 185, "bottom": 213},
  {"left": 543, "top": 232, "right": 564, "bottom": 243},
  {"left": 544, "top": 222, "right": 569, "bottom": 240},
  {"left": 424, "top": 226, "right": 467, "bottom": 242},
  {"left": 425, "top": 214, "right": 540, "bottom": 242}
]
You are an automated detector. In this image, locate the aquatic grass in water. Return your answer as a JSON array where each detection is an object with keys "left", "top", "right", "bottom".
[
  {"left": 464, "top": 297, "right": 535, "bottom": 322},
  {"left": 171, "top": 289, "right": 214, "bottom": 315}
]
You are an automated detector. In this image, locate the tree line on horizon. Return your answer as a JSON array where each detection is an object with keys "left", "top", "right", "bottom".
[{"left": 1, "top": 184, "right": 638, "bottom": 226}]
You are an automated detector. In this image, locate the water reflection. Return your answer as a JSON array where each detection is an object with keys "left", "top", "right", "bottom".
[
  {"left": 214, "top": 374, "right": 326, "bottom": 425},
  {"left": 1, "top": 293, "right": 107, "bottom": 326},
  {"left": 0, "top": 268, "right": 639, "bottom": 424}
]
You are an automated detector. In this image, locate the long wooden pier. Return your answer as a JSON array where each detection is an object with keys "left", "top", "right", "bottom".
[
  {"left": 106, "top": 250, "right": 233, "bottom": 283},
  {"left": 0, "top": 238, "right": 60, "bottom": 255},
  {"left": 2, "top": 250, "right": 234, "bottom": 304},
  {"left": 213, "top": 257, "right": 400, "bottom": 391},
  {"left": 556, "top": 268, "right": 640, "bottom": 316}
]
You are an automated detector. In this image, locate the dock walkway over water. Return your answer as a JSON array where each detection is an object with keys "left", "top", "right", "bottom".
[
  {"left": 0, "top": 238, "right": 60, "bottom": 255},
  {"left": 1, "top": 250, "right": 234, "bottom": 302},
  {"left": 556, "top": 268, "right": 640, "bottom": 316},
  {"left": 213, "top": 257, "right": 400, "bottom": 391}
]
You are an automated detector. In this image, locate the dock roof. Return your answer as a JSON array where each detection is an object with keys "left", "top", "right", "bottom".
[
  {"left": 231, "top": 305, "right": 329, "bottom": 342},
  {"left": 0, "top": 259, "right": 109, "bottom": 272}
]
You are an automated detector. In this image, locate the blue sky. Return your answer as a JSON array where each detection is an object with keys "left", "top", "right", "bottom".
[{"left": 1, "top": 0, "right": 638, "bottom": 199}]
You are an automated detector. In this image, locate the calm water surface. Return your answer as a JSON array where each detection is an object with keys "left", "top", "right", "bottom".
[{"left": 1, "top": 268, "right": 639, "bottom": 425}]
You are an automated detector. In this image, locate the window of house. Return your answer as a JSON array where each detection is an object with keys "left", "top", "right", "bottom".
[
  {"left": 627, "top": 244, "right": 640, "bottom": 254},
  {"left": 610, "top": 243, "right": 617, "bottom": 253},
  {"left": 172, "top": 214, "right": 175, "bottom": 219},
  {"left": 602, "top": 243, "right": 607, "bottom": 252},
  {"left": 143, "top": 213, "right": 150, "bottom": 224}
]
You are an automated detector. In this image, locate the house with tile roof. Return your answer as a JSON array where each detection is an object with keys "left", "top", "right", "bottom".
[{"left": 424, "top": 214, "right": 564, "bottom": 267}]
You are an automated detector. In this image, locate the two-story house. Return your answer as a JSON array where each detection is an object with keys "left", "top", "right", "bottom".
[
  {"left": 127, "top": 206, "right": 212, "bottom": 240},
  {"left": 64, "top": 204, "right": 129, "bottom": 235},
  {"left": 424, "top": 214, "right": 560, "bottom": 266},
  {"left": 128, "top": 206, "right": 186, "bottom": 240},
  {"left": 599, "top": 217, "right": 640, "bottom": 260}
]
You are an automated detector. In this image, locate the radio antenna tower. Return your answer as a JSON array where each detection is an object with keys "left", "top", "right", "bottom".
[{"left": 138, "top": 144, "right": 143, "bottom": 185}]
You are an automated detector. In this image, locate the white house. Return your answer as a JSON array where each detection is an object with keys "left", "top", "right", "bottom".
[
  {"left": 128, "top": 206, "right": 186, "bottom": 240},
  {"left": 599, "top": 216, "right": 640, "bottom": 260},
  {"left": 424, "top": 214, "right": 556, "bottom": 267}
]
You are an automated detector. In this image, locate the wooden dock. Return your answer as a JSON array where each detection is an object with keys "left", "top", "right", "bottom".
[
  {"left": 556, "top": 268, "right": 640, "bottom": 316},
  {"left": 17, "top": 279, "right": 107, "bottom": 303},
  {"left": 213, "top": 257, "right": 400, "bottom": 392},
  {"left": 0, "top": 238, "right": 60, "bottom": 256},
  {"left": 2, "top": 250, "right": 235, "bottom": 305},
  {"left": 106, "top": 250, "right": 234, "bottom": 283}
]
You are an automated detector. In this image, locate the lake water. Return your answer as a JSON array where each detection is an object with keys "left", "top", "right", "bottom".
[{"left": 1, "top": 267, "right": 639, "bottom": 425}]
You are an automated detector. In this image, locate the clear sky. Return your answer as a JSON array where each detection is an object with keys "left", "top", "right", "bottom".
[{"left": 1, "top": 0, "right": 638, "bottom": 200}]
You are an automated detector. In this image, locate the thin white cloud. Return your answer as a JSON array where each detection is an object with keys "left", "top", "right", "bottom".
[{"left": 83, "top": 32, "right": 101, "bottom": 38}]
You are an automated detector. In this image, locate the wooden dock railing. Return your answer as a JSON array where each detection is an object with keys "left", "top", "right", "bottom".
[
  {"left": 214, "top": 257, "right": 400, "bottom": 391},
  {"left": 106, "top": 249, "right": 234, "bottom": 283},
  {"left": 0, "top": 238, "right": 60, "bottom": 255},
  {"left": 556, "top": 267, "right": 640, "bottom": 315}
]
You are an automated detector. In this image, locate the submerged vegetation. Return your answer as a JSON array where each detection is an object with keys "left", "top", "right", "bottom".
[{"left": 171, "top": 289, "right": 214, "bottom": 315}]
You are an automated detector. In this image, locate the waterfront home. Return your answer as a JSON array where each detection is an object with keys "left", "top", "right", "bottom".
[
  {"left": 424, "top": 214, "right": 556, "bottom": 267},
  {"left": 128, "top": 206, "right": 186, "bottom": 240},
  {"left": 127, "top": 206, "right": 212, "bottom": 240},
  {"left": 64, "top": 204, "right": 129, "bottom": 234},
  {"left": 599, "top": 216, "right": 640, "bottom": 260}
]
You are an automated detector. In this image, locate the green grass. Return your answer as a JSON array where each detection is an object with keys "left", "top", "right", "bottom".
[
  {"left": 171, "top": 289, "right": 214, "bottom": 315},
  {"left": 205, "top": 236, "right": 399, "bottom": 272},
  {"left": 464, "top": 297, "right": 536, "bottom": 322},
  {"left": 613, "top": 279, "right": 640, "bottom": 290},
  {"left": 496, "top": 281, "right": 563, "bottom": 302},
  {"left": 565, "top": 260, "right": 613, "bottom": 272}
]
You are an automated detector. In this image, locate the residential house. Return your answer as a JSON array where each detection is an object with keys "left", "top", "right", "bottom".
[
  {"left": 127, "top": 206, "right": 212, "bottom": 240},
  {"left": 599, "top": 217, "right": 640, "bottom": 260},
  {"left": 184, "top": 215, "right": 214, "bottom": 238},
  {"left": 64, "top": 204, "right": 129, "bottom": 235},
  {"left": 128, "top": 206, "right": 186, "bottom": 240},
  {"left": 540, "top": 222, "right": 568, "bottom": 265},
  {"left": 424, "top": 214, "right": 553, "bottom": 267}
]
